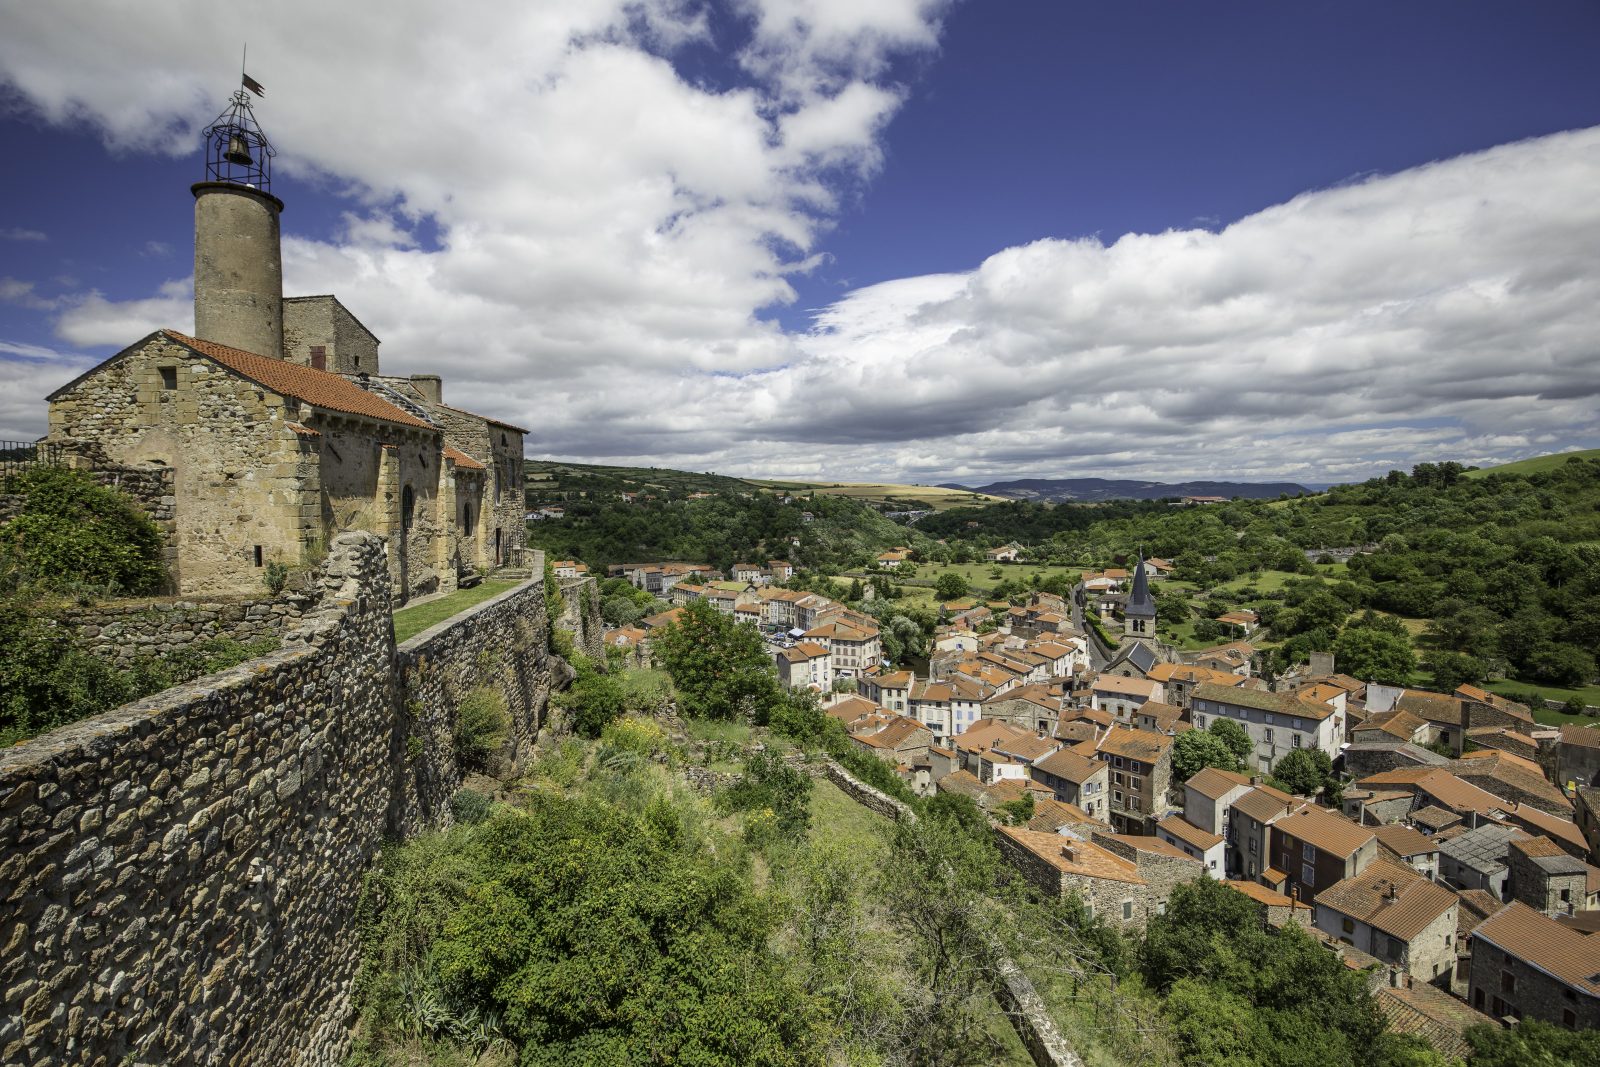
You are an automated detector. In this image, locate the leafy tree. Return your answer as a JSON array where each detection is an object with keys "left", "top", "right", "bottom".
[
  {"left": 1422, "top": 650, "right": 1485, "bottom": 693},
  {"left": 996, "top": 791, "right": 1035, "bottom": 826},
  {"left": 1171, "top": 727, "right": 1245, "bottom": 782},
  {"left": 1209, "top": 718, "right": 1254, "bottom": 764},
  {"left": 1526, "top": 642, "right": 1597, "bottom": 688},
  {"left": 354, "top": 792, "right": 826, "bottom": 1064},
  {"left": 601, "top": 594, "right": 644, "bottom": 627},
  {"left": 719, "top": 750, "right": 813, "bottom": 842},
  {"left": 1464, "top": 1017, "right": 1600, "bottom": 1067},
  {"left": 934, "top": 571, "right": 970, "bottom": 601},
  {"left": 1267, "top": 748, "right": 1333, "bottom": 798},
  {"left": 559, "top": 652, "right": 628, "bottom": 737},
  {"left": 1333, "top": 625, "right": 1416, "bottom": 685},
  {"left": 655, "top": 599, "right": 783, "bottom": 721},
  {"left": 0, "top": 466, "right": 165, "bottom": 595}
]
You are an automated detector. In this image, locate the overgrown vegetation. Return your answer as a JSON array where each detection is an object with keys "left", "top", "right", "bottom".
[{"left": 0, "top": 466, "right": 166, "bottom": 597}]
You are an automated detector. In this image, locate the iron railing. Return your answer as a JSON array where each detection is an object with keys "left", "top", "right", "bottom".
[{"left": 0, "top": 440, "right": 61, "bottom": 487}]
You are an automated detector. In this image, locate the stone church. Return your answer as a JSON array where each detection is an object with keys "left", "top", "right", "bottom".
[{"left": 43, "top": 90, "right": 526, "bottom": 602}]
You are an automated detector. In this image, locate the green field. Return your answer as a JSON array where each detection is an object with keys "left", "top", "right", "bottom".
[
  {"left": 1463, "top": 447, "right": 1600, "bottom": 480},
  {"left": 749, "top": 478, "right": 1009, "bottom": 511},
  {"left": 392, "top": 579, "right": 520, "bottom": 642},
  {"left": 1481, "top": 679, "right": 1600, "bottom": 725}
]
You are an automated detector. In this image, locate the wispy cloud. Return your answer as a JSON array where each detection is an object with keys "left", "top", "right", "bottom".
[{"left": 1, "top": 228, "right": 47, "bottom": 242}]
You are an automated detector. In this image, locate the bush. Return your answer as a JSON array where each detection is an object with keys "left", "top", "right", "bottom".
[
  {"left": 719, "top": 750, "right": 813, "bottom": 844},
  {"left": 0, "top": 467, "right": 165, "bottom": 596},
  {"left": 450, "top": 787, "right": 493, "bottom": 826},
  {"left": 454, "top": 687, "right": 509, "bottom": 772}
]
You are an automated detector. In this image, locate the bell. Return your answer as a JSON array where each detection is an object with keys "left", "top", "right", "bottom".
[{"left": 224, "top": 132, "right": 253, "bottom": 167}]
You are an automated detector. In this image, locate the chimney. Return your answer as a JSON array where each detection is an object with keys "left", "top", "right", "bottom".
[
  {"left": 1251, "top": 774, "right": 1264, "bottom": 786},
  {"left": 409, "top": 374, "right": 443, "bottom": 404}
]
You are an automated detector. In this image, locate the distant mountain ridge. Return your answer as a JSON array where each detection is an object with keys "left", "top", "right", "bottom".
[{"left": 936, "top": 477, "right": 1311, "bottom": 502}]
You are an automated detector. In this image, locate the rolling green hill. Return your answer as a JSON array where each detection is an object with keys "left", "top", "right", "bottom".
[{"left": 1463, "top": 448, "right": 1600, "bottom": 479}]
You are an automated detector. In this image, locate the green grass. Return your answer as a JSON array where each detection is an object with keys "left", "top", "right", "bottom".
[
  {"left": 1479, "top": 678, "right": 1600, "bottom": 725},
  {"left": 393, "top": 579, "right": 520, "bottom": 642},
  {"left": 1463, "top": 447, "right": 1600, "bottom": 480},
  {"left": 804, "top": 778, "right": 1033, "bottom": 1067},
  {"left": 682, "top": 717, "right": 754, "bottom": 747},
  {"left": 1208, "top": 565, "right": 1345, "bottom": 596}
]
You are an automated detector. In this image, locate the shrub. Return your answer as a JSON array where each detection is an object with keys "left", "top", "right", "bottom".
[
  {"left": 450, "top": 787, "right": 493, "bottom": 826},
  {"left": 263, "top": 560, "right": 290, "bottom": 595},
  {"left": 0, "top": 467, "right": 165, "bottom": 596},
  {"left": 454, "top": 687, "right": 509, "bottom": 772}
]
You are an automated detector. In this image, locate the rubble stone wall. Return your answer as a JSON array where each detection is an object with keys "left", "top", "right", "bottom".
[{"left": 0, "top": 531, "right": 565, "bottom": 1067}]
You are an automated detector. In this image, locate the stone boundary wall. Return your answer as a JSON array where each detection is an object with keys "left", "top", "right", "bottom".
[
  {"left": 824, "top": 759, "right": 915, "bottom": 822},
  {"left": 0, "top": 460, "right": 178, "bottom": 588},
  {"left": 557, "top": 576, "right": 604, "bottom": 662},
  {"left": 391, "top": 575, "right": 568, "bottom": 838},
  {"left": 819, "top": 760, "right": 1084, "bottom": 1067},
  {"left": 0, "top": 532, "right": 568, "bottom": 1067},
  {"left": 46, "top": 593, "right": 310, "bottom": 666}
]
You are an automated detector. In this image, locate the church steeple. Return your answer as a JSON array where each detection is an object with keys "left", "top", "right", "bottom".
[{"left": 1124, "top": 549, "right": 1156, "bottom": 641}]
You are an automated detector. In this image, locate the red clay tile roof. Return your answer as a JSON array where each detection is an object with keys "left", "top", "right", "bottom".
[
  {"left": 1185, "top": 766, "right": 1253, "bottom": 799},
  {"left": 1470, "top": 901, "right": 1600, "bottom": 995},
  {"left": 1032, "top": 747, "right": 1104, "bottom": 783},
  {"left": 1315, "top": 859, "right": 1457, "bottom": 941},
  {"left": 997, "top": 826, "right": 1145, "bottom": 885},
  {"left": 1274, "top": 805, "right": 1376, "bottom": 859},
  {"left": 1223, "top": 879, "right": 1311, "bottom": 910},
  {"left": 164, "top": 331, "right": 436, "bottom": 430},
  {"left": 442, "top": 445, "right": 485, "bottom": 470},
  {"left": 1372, "top": 823, "right": 1437, "bottom": 859},
  {"left": 1158, "top": 815, "right": 1223, "bottom": 851},
  {"left": 1375, "top": 980, "right": 1498, "bottom": 1061}
]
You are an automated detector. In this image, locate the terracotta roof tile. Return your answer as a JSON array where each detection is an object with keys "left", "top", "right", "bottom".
[
  {"left": 442, "top": 445, "right": 485, "bottom": 470},
  {"left": 1185, "top": 766, "right": 1253, "bottom": 799},
  {"left": 1032, "top": 747, "right": 1104, "bottom": 783},
  {"left": 1315, "top": 859, "right": 1457, "bottom": 941},
  {"left": 997, "top": 826, "right": 1145, "bottom": 885},
  {"left": 1157, "top": 815, "right": 1223, "bottom": 851},
  {"left": 163, "top": 331, "right": 435, "bottom": 430},
  {"left": 1273, "top": 806, "right": 1375, "bottom": 859},
  {"left": 1223, "top": 879, "right": 1311, "bottom": 910},
  {"left": 1471, "top": 901, "right": 1600, "bottom": 995}
]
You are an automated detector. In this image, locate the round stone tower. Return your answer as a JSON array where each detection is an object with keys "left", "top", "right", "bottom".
[{"left": 192, "top": 89, "right": 284, "bottom": 359}]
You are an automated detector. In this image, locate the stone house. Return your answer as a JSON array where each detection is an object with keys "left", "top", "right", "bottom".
[
  {"left": 1507, "top": 836, "right": 1599, "bottom": 916},
  {"left": 777, "top": 641, "right": 832, "bottom": 690},
  {"left": 1372, "top": 823, "right": 1442, "bottom": 881},
  {"left": 1156, "top": 815, "right": 1226, "bottom": 875},
  {"left": 1029, "top": 746, "right": 1110, "bottom": 822},
  {"left": 1438, "top": 824, "right": 1531, "bottom": 898},
  {"left": 1228, "top": 784, "right": 1305, "bottom": 881},
  {"left": 1267, "top": 805, "right": 1378, "bottom": 903},
  {"left": 1182, "top": 766, "right": 1253, "bottom": 838},
  {"left": 1090, "top": 674, "right": 1163, "bottom": 723},
  {"left": 1313, "top": 859, "right": 1460, "bottom": 986},
  {"left": 1223, "top": 879, "right": 1313, "bottom": 929},
  {"left": 1090, "top": 725, "right": 1175, "bottom": 836},
  {"left": 43, "top": 123, "right": 524, "bottom": 603},
  {"left": 1467, "top": 901, "right": 1600, "bottom": 1028},
  {"left": 1191, "top": 682, "right": 1343, "bottom": 773},
  {"left": 994, "top": 826, "right": 1204, "bottom": 929},
  {"left": 1557, "top": 724, "right": 1600, "bottom": 790},
  {"left": 851, "top": 716, "right": 932, "bottom": 768},
  {"left": 858, "top": 668, "right": 913, "bottom": 715}
]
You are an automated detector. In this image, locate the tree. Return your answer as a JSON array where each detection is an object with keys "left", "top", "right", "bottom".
[
  {"left": 1171, "top": 728, "right": 1244, "bottom": 782},
  {"left": 1268, "top": 748, "right": 1332, "bottom": 798},
  {"left": 601, "top": 594, "right": 644, "bottom": 627},
  {"left": 1333, "top": 626, "right": 1416, "bottom": 685},
  {"left": 655, "top": 599, "right": 783, "bottom": 721},
  {"left": 1465, "top": 1017, "right": 1600, "bottom": 1067},
  {"left": 1422, "top": 650, "right": 1485, "bottom": 693},
  {"left": 934, "top": 571, "right": 969, "bottom": 601},
  {"left": 1209, "top": 718, "right": 1254, "bottom": 765},
  {"left": 1525, "top": 642, "right": 1597, "bottom": 688}
]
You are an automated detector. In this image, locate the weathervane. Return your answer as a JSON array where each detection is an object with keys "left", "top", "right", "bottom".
[{"left": 200, "top": 46, "right": 273, "bottom": 189}]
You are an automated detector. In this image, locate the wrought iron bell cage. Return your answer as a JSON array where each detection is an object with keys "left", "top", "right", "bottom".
[{"left": 201, "top": 90, "right": 275, "bottom": 190}]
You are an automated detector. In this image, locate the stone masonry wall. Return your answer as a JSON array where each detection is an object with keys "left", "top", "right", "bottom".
[
  {"left": 390, "top": 576, "right": 571, "bottom": 838},
  {"left": 558, "top": 576, "right": 604, "bottom": 662},
  {"left": 46, "top": 593, "right": 308, "bottom": 666},
  {"left": 0, "top": 531, "right": 568, "bottom": 1067}
]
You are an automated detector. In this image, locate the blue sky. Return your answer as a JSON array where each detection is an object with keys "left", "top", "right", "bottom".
[{"left": 2, "top": 1, "right": 1598, "bottom": 485}]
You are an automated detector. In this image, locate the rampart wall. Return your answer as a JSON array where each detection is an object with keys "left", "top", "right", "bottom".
[{"left": 0, "top": 532, "right": 581, "bottom": 1067}]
